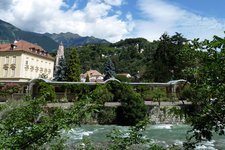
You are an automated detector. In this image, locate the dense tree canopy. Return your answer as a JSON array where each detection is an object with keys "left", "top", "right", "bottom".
[
  {"left": 183, "top": 35, "right": 225, "bottom": 148},
  {"left": 106, "top": 81, "right": 147, "bottom": 126},
  {"left": 65, "top": 48, "right": 81, "bottom": 81},
  {"left": 149, "top": 33, "right": 188, "bottom": 82},
  {"left": 64, "top": 33, "right": 189, "bottom": 82}
]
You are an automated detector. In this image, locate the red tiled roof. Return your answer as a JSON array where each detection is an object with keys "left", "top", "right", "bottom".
[
  {"left": 14, "top": 40, "right": 44, "bottom": 51},
  {"left": 85, "top": 70, "right": 102, "bottom": 77},
  {"left": 0, "top": 40, "right": 54, "bottom": 60},
  {"left": 0, "top": 44, "right": 11, "bottom": 51}
]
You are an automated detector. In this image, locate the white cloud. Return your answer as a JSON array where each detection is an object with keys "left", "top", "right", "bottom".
[
  {"left": 103, "top": 0, "right": 123, "bottom": 6},
  {"left": 126, "top": 12, "right": 135, "bottom": 32},
  {"left": 84, "top": 1, "right": 111, "bottom": 21},
  {"left": 0, "top": 0, "right": 132, "bottom": 42},
  {"left": 135, "top": 0, "right": 225, "bottom": 41},
  {"left": 2, "top": 0, "right": 222, "bottom": 43},
  {"left": 0, "top": 0, "right": 13, "bottom": 9}
]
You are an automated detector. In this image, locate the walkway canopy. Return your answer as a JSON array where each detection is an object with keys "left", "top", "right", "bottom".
[
  {"left": 167, "top": 79, "right": 189, "bottom": 85},
  {"left": 0, "top": 78, "right": 190, "bottom": 97}
]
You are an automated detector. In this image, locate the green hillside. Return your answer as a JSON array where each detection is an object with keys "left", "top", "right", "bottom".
[{"left": 69, "top": 33, "right": 190, "bottom": 82}]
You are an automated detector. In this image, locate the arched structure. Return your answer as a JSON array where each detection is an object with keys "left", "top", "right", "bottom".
[
  {"left": 167, "top": 79, "right": 189, "bottom": 93},
  {"left": 104, "top": 78, "right": 121, "bottom": 83},
  {"left": 0, "top": 78, "right": 190, "bottom": 101}
]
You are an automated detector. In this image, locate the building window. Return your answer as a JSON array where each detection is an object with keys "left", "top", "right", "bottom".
[
  {"left": 5, "top": 56, "right": 9, "bottom": 64},
  {"left": 30, "top": 66, "right": 34, "bottom": 71},
  {"left": 12, "top": 56, "right": 16, "bottom": 64},
  {"left": 4, "top": 69, "right": 8, "bottom": 77},
  {"left": 35, "top": 66, "right": 39, "bottom": 72},
  {"left": 26, "top": 60, "right": 28, "bottom": 65},
  {"left": 11, "top": 69, "right": 15, "bottom": 77},
  {"left": 30, "top": 58, "right": 34, "bottom": 66}
]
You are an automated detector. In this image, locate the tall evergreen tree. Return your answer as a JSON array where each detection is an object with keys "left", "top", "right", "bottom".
[
  {"left": 171, "top": 32, "right": 188, "bottom": 79},
  {"left": 65, "top": 48, "right": 81, "bottom": 81},
  {"left": 150, "top": 33, "right": 187, "bottom": 82},
  {"left": 54, "top": 57, "right": 66, "bottom": 81},
  {"left": 104, "top": 58, "right": 116, "bottom": 81},
  {"left": 151, "top": 33, "right": 172, "bottom": 82}
]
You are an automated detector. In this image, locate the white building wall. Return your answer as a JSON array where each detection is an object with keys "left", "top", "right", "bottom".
[
  {"left": 0, "top": 55, "right": 4, "bottom": 77},
  {"left": 20, "top": 53, "right": 54, "bottom": 80},
  {"left": 0, "top": 52, "right": 21, "bottom": 79},
  {"left": 0, "top": 52, "right": 54, "bottom": 81}
]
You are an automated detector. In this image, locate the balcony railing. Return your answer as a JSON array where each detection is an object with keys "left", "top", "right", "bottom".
[
  {"left": 10, "top": 64, "right": 16, "bottom": 69},
  {"left": 3, "top": 64, "right": 9, "bottom": 69}
]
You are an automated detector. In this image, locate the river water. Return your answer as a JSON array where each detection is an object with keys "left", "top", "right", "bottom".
[{"left": 63, "top": 124, "right": 225, "bottom": 149}]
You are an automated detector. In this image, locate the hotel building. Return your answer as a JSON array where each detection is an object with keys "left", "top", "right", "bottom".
[{"left": 0, "top": 40, "right": 54, "bottom": 81}]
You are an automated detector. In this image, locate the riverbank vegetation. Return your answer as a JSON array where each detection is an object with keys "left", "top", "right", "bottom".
[
  {"left": 0, "top": 98, "right": 176, "bottom": 149},
  {"left": 0, "top": 81, "right": 149, "bottom": 149}
]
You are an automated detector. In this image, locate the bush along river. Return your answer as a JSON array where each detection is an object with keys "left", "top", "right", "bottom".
[{"left": 61, "top": 124, "right": 225, "bottom": 149}]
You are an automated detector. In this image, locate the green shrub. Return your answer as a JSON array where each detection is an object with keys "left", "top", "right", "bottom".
[
  {"left": 57, "top": 84, "right": 93, "bottom": 101},
  {"left": 150, "top": 88, "right": 167, "bottom": 106},
  {"left": 105, "top": 81, "right": 123, "bottom": 101},
  {"left": 0, "top": 83, "right": 20, "bottom": 98},
  {"left": 116, "top": 90, "right": 147, "bottom": 126},
  {"left": 97, "top": 107, "right": 117, "bottom": 124},
  {"left": 179, "top": 85, "right": 194, "bottom": 101},
  {"left": 38, "top": 81, "right": 56, "bottom": 102},
  {"left": 106, "top": 81, "right": 147, "bottom": 126},
  {"left": 107, "top": 119, "right": 149, "bottom": 149},
  {"left": 91, "top": 84, "right": 114, "bottom": 104},
  {"left": 115, "top": 74, "right": 131, "bottom": 82}
]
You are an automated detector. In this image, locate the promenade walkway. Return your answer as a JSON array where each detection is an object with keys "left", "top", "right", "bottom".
[
  {"left": 0, "top": 101, "right": 192, "bottom": 109},
  {"left": 46, "top": 101, "right": 192, "bottom": 108}
]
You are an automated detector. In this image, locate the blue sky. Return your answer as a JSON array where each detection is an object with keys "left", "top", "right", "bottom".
[
  {"left": 167, "top": 0, "right": 225, "bottom": 19},
  {"left": 0, "top": 0, "right": 225, "bottom": 42}
]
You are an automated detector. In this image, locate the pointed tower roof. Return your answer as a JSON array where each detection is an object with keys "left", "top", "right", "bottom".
[{"left": 55, "top": 42, "right": 65, "bottom": 67}]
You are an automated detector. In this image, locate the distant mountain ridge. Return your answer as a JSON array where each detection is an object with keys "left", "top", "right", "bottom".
[
  {"left": 0, "top": 19, "right": 110, "bottom": 52},
  {"left": 44, "top": 32, "right": 109, "bottom": 48},
  {"left": 0, "top": 19, "right": 58, "bottom": 52}
]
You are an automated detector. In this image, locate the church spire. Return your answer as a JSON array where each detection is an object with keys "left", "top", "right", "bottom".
[
  {"left": 60, "top": 41, "right": 63, "bottom": 46},
  {"left": 55, "top": 42, "right": 64, "bottom": 67}
]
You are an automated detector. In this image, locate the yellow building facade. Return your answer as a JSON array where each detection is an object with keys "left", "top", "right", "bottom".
[{"left": 0, "top": 40, "right": 54, "bottom": 81}]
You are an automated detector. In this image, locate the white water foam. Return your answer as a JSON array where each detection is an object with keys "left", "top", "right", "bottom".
[
  {"left": 151, "top": 124, "right": 173, "bottom": 129},
  {"left": 174, "top": 140, "right": 183, "bottom": 146},
  {"left": 66, "top": 128, "right": 94, "bottom": 140},
  {"left": 195, "top": 140, "right": 217, "bottom": 150},
  {"left": 149, "top": 139, "right": 169, "bottom": 148}
]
